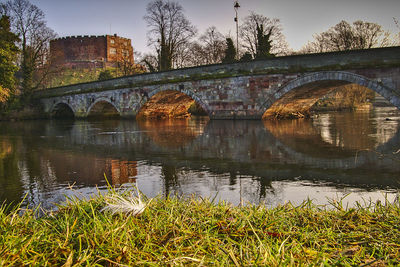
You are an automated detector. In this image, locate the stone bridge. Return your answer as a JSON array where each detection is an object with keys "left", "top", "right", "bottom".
[{"left": 34, "top": 47, "right": 400, "bottom": 119}]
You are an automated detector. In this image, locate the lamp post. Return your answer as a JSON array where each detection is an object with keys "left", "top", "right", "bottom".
[{"left": 234, "top": 1, "right": 240, "bottom": 60}]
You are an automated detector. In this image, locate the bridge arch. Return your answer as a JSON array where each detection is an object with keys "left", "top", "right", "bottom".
[
  {"left": 137, "top": 86, "right": 210, "bottom": 118},
  {"left": 86, "top": 97, "right": 121, "bottom": 117},
  {"left": 261, "top": 71, "right": 400, "bottom": 117},
  {"left": 50, "top": 101, "right": 76, "bottom": 118}
]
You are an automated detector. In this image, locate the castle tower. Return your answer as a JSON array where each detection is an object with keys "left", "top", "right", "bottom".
[{"left": 50, "top": 34, "right": 134, "bottom": 69}]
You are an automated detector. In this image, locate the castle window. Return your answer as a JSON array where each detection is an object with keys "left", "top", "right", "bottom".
[
  {"left": 122, "top": 50, "right": 129, "bottom": 57},
  {"left": 110, "top": 48, "right": 116, "bottom": 55},
  {"left": 110, "top": 39, "right": 115, "bottom": 44}
]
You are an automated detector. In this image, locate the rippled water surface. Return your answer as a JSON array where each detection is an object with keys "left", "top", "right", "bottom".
[{"left": 1, "top": 106, "right": 400, "bottom": 209}]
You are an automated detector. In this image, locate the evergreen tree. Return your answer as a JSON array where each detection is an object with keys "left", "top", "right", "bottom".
[
  {"left": 240, "top": 12, "right": 289, "bottom": 57},
  {"left": 0, "top": 15, "right": 19, "bottom": 102},
  {"left": 222, "top": 38, "right": 236, "bottom": 63},
  {"left": 255, "top": 23, "right": 274, "bottom": 59},
  {"left": 98, "top": 70, "right": 113, "bottom": 81},
  {"left": 240, "top": 52, "right": 252, "bottom": 61}
]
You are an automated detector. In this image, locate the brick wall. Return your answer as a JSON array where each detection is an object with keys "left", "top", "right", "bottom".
[
  {"left": 106, "top": 35, "right": 134, "bottom": 64},
  {"left": 50, "top": 34, "right": 134, "bottom": 68}
]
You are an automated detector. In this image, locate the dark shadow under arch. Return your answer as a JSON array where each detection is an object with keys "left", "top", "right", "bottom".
[
  {"left": 87, "top": 100, "right": 120, "bottom": 118},
  {"left": 51, "top": 103, "right": 75, "bottom": 118}
]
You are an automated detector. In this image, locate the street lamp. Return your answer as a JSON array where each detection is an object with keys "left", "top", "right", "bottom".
[{"left": 234, "top": 1, "right": 240, "bottom": 60}]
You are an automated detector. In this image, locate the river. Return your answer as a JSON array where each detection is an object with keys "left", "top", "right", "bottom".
[{"left": 1, "top": 106, "right": 400, "bottom": 210}]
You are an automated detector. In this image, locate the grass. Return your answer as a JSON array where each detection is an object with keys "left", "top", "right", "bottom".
[
  {"left": 47, "top": 68, "right": 99, "bottom": 88},
  {"left": 47, "top": 67, "right": 123, "bottom": 88},
  {"left": 0, "top": 190, "right": 399, "bottom": 266}
]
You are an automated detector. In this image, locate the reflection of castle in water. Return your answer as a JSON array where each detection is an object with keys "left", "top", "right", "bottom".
[
  {"left": 41, "top": 153, "right": 139, "bottom": 187},
  {"left": 0, "top": 140, "right": 12, "bottom": 159},
  {"left": 106, "top": 159, "right": 137, "bottom": 185}
]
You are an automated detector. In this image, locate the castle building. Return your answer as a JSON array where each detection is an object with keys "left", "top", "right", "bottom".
[{"left": 50, "top": 34, "right": 134, "bottom": 69}]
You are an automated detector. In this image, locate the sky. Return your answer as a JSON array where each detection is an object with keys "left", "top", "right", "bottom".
[{"left": 28, "top": 0, "right": 400, "bottom": 54}]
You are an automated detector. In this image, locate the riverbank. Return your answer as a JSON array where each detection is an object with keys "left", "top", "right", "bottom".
[
  {"left": 0, "top": 106, "right": 47, "bottom": 121},
  {"left": 1, "top": 191, "right": 399, "bottom": 266}
]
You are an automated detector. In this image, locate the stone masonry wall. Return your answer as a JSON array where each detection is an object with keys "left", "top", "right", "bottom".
[
  {"left": 106, "top": 35, "right": 134, "bottom": 64},
  {"left": 50, "top": 34, "right": 134, "bottom": 68}
]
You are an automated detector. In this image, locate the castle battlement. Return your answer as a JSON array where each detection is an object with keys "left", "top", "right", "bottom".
[{"left": 52, "top": 35, "right": 109, "bottom": 41}]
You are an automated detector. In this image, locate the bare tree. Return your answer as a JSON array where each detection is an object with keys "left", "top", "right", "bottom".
[
  {"left": 188, "top": 42, "right": 208, "bottom": 66},
  {"left": 133, "top": 50, "right": 143, "bottom": 66},
  {"left": 4, "top": 0, "right": 56, "bottom": 95},
  {"left": 299, "top": 20, "right": 394, "bottom": 111},
  {"left": 198, "top": 26, "right": 226, "bottom": 64},
  {"left": 144, "top": 0, "right": 197, "bottom": 71},
  {"left": 240, "top": 12, "right": 289, "bottom": 58},
  {"left": 173, "top": 27, "right": 226, "bottom": 68},
  {"left": 116, "top": 57, "right": 140, "bottom": 76},
  {"left": 301, "top": 20, "right": 392, "bottom": 53},
  {"left": 115, "top": 50, "right": 146, "bottom": 76},
  {"left": 394, "top": 17, "right": 400, "bottom": 44},
  {"left": 173, "top": 42, "right": 199, "bottom": 68},
  {"left": 141, "top": 53, "right": 158, "bottom": 72}
]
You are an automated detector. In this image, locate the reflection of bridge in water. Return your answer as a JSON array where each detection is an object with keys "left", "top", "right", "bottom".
[
  {"left": 2, "top": 114, "right": 400, "bottom": 209},
  {"left": 33, "top": 116, "right": 400, "bottom": 189}
]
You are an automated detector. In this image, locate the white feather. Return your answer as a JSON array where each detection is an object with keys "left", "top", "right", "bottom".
[{"left": 102, "top": 191, "right": 150, "bottom": 216}]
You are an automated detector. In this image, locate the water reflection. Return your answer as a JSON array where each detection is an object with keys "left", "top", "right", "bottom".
[
  {"left": 108, "top": 160, "right": 137, "bottom": 185},
  {"left": 0, "top": 107, "right": 399, "bottom": 209},
  {"left": 0, "top": 140, "right": 12, "bottom": 158},
  {"left": 137, "top": 118, "right": 207, "bottom": 148}
]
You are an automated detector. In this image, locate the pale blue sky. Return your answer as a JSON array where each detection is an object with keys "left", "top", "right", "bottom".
[{"left": 29, "top": 0, "right": 400, "bottom": 54}]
